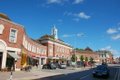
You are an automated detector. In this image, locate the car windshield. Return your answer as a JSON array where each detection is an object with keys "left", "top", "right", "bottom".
[{"left": 96, "top": 65, "right": 107, "bottom": 70}]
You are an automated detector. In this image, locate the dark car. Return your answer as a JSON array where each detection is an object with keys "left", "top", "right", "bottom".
[
  {"left": 42, "top": 63, "right": 56, "bottom": 69},
  {"left": 92, "top": 65, "right": 109, "bottom": 78},
  {"left": 102, "top": 62, "right": 108, "bottom": 67}
]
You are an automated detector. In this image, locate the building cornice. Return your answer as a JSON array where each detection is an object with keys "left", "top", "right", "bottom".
[
  {"left": 0, "top": 18, "right": 24, "bottom": 29},
  {"left": 41, "top": 39, "right": 73, "bottom": 49}
]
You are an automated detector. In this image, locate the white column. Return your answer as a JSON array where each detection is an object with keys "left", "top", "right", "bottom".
[
  {"left": 44, "top": 58, "right": 47, "bottom": 64},
  {"left": 39, "top": 58, "right": 41, "bottom": 69},
  {"left": 1, "top": 50, "right": 7, "bottom": 69}
]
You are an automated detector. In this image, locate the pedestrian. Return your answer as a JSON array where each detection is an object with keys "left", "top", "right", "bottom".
[
  {"left": 36, "top": 62, "right": 38, "bottom": 68},
  {"left": 84, "top": 63, "right": 86, "bottom": 68}
]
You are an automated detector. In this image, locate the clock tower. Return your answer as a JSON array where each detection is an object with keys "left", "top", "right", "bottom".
[{"left": 51, "top": 25, "right": 58, "bottom": 39}]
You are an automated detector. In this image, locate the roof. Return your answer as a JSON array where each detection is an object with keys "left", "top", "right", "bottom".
[
  {"left": 0, "top": 13, "right": 11, "bottom": 20},
  {"left": 38, "top": 34, "right": 73, "bottom": 48},
  {"left": 85, "top": 47, "right": 93, "bottom": 51}
]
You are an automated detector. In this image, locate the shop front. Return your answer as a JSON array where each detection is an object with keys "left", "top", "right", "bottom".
[
  {"left": 0, "top": 39, "right": 21, "bottom": 71},
  {"left": 6, "top": 51, "right": 20, "bottom": 71}
]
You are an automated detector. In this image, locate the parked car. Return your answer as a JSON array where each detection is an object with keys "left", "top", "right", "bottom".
[
  {"left": 92, "top": 65, "right": 109, "bottom": 78},
  {"left": 59, "top": 63, "right": 67, "bottom": 69},
  {"left": 42, "top": 63, "right": 56, "bottom": 69},
  {"left": 76, "top": 61, "right": 84, "bottom": 68},
  {"left": 53, "top": 62, "right": 61, "bottom": 68}
]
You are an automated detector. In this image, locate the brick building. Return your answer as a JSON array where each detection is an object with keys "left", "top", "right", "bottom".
[
  {"left": 0, "top": 13, "right": 102, "bottom": 71},
  {"left": 96, "top": 50, "right": 113, "bottom": 63},
  {"left": 0, "top": 13, "right": 47, "bottom": 71},
  {"left": 73, "top": 47, "right": 100, "bottom": 63},
  {"left": 37, "top": 26, "right": 73, "bottom": 64}
]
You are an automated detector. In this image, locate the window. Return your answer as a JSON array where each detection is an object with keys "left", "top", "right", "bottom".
[
  {"left": 0, "top": 24, "right": 4, "bottom": 34},
  {"left": 9, "top": 28, "right": 18, "bottom": 43},
  {"left": 25, "top": 40, "right": 28, "bottom": 49},
  {"left": 37, "top": 48, "right": 39, "bottom": 53}
]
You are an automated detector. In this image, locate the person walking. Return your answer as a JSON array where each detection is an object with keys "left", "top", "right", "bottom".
[
  {"left": 36, "top": 62, "right": 39, "bottom": 68},
  {"left": 83, "top": 62, "right": 86, "bottom": 68}
]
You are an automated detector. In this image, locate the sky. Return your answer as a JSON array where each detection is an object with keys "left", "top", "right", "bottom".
[{"left": 0, "top": 0, "right": 120, "bottom": 57}]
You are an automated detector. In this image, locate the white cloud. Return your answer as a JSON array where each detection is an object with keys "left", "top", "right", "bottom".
[
  {"left": 73, "top": 0, "right": 84, "bottom": 4},
  {"left": 111, "top": 34, "right": 120, "bottom": 40},
  {"left": 62, "top": 33, "right": 85, "bottom": 38},
  {"left": 101, "top": 45, "right": 111, "bottom": 50},
  {"left": 64, "top": 11, "right": 91, "bottom": 21},
  {"left": 107, "top": 28, "right": 118, "bottom": 34},
  {"left": 75, "top": 12, "right": 91, "bottom": 19},
  {"left": 106, "top": 23, "right": 120, "bottom": 40},
  {"left": 64, "top": 11, "right": 73, "bottom": 16},
  {"left": 47, "top": 0, "right": 68, "bottom": 4},
  {"left": 62, "top": 34, "right": 70, "bottom": 38},
  {"left": 47, "top": 0, "right": 61, "bottom": 4},
  {"left": 77, "top": 33, "right": 85, "bottom": 37}
]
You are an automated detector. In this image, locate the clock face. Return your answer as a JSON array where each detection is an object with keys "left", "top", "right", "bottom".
[{"left": 0, "top": 24, "right": 4, "bottom": 34}]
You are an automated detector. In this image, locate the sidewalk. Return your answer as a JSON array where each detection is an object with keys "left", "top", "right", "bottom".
[
  {"left": 0, "top": 67, "right": 91, "bottom": 80},
  {"left": 3, "top": 67, "right": 62, "bottom": 80},
  {"left": 13, "top": 70, "right": 62, "bottom": 80}
]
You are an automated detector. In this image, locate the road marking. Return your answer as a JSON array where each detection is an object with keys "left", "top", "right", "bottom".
[
  {"left": 114, "top": 69, "right": 117, "bottom": 80},
  {"left": 79, "top": 74, "right": 90, "bottom": 80},
  {"left": 114, "top": 68, "right": 120, "bottom": 80},
  {"left": 117, "top": 68, "right": 120, "bottom": 80}
]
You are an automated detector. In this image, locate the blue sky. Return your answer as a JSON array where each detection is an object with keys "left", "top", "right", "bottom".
[{"left": 0, "top": 0, "right": 120, "bottom": 57}]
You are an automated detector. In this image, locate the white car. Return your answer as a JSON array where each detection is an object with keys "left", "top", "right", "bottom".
[{"left": 59, "top": 63, "right": 67, "bottom": 69}]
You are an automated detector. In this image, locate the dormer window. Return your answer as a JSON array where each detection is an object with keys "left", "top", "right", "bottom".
[{"left": 9, "top": 28, "right": 18, "bottom": 43}]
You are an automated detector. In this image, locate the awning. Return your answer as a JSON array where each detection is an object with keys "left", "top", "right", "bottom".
[
  {"left": 8, "top": 52, "right": 20, "bottom": 59},
  {"left": 48, "top": 56, "right": 53, "bottom": 59},
  {"left": 28, "top": 53, "right": 39, "bottom": 60},
  {"left": 52, "top": 57, "right": 59, "bottom": 59}
]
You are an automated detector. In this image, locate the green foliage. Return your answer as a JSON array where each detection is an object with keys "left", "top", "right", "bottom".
[
  {"left": 85, "top": 57, "right": 88, "bottom": 62},
  {"left": 75, "top": 48, "right": 84, "bottom": 51},
  {"left": 71, "top": 54, "right": 77, "bottom": 62},
  {"left": 89, "top": 57, "right": 94, "bottom": 63},
  {"left": 80, "top": 55, "right": 84, "bottom": 61}
]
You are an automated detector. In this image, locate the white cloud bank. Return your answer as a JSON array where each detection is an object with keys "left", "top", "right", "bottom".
[
  {"left": 106, "top": 24, "right": 120, "bottom": 40},
  {"left": 76, "top": 12, "right": 91, "bottom": 19},
  {"left": 107, "top": 28, "right": 118, "bottom": 34},
  {"left": 62, "top": 33, "right": 85, "bottom": 38},
  {"left": 47, "top": 0, "right": 84, "bottom": 4},
  {"left": 111, "top": 34, "right": 120, "bottom": 40},
  {"left": 64, "top": 11, "right": 91, "bottom": 21},
  {"left": 47, "top": 0, "right": 67, "bottom": 4}
]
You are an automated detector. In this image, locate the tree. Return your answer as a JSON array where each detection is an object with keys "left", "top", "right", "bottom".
[
  {"left": 75, "top": 48, "right": 84, "bottom": 51},
  {"left": 71, "top": 54, "right": 77, "bottom": 62},
  {"left": 85, "top": 57, "right": 88, "bottom": 62},
  {"left": 89, "top": 57, "right": 94, "bottom": 63},
  {"left": 80, "top": 55, "right": 84, "bottom": 61}
]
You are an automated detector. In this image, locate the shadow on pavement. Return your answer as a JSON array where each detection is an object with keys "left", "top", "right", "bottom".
[{"left": 32, "top": 69, "right": 93, "bottom": 80}]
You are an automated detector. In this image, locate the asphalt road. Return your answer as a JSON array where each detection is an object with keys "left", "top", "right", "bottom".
[{"left": 33, "top": 65, "right": 119, "bottom": 80}]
